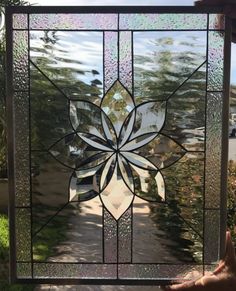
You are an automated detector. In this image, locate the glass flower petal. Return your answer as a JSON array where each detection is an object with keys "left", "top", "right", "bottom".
[
  {"left": 130, "top": 101, "right": 166, "bottom": 139},
  {"left": 69, "top": 165, "right": 102, "bottom": 202},
  {"left": 120, "top": 133, "right": 157, "bottom": 151},
  {"left": 118, "top": 109, "right": 135, "bottom": 148},
  {"left": 101, "top": 80, "right": 134, "bottom": 136},
  {"left": 121, "top": 151, "right": 157, "bottom": 171},
  {"left": 70, "top": 100, "right": 107, "bottom": 140},
  {"left": 49, "top": 132, "right": 98, "bottom": 169},
  {"left": 100, "top": 154, "right": 116, "bottom": 191},
  {"left": 117, "top": 153, "right": 134, "bottom": 192},
  {"left": 77, "top": 132, "right": 113, "bottom": 151},
  {"left": 135, "top": 133, "right": 186, "bottom": 169},
  {"left": 130, "top": 164, "right": 165, "bottom": 202},
  {"left": 100, "top": 165, "right": 134, "bottom": 220},
  {"left": 78, "top": 152, "right": 113, "bottom": 170}
]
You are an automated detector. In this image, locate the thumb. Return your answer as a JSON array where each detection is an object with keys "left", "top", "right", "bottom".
[{"left": 224, "top": 231, "right": 236, "bottom": 271}]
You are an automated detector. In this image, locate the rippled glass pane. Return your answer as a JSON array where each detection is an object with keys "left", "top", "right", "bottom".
[
  {"left": 30, "top": 31, "right": 103, "bottom": 103},
  {"left": 31, "top": 152, "right": 71, "bottom": 234},
  {"left": 13, "top": 30, "right": 28, "bottom": 90},
  {"left": 33, "top": 197, "right": 103, "bottom": 263},
  {"left": 134, "top": 31, "right": 206, "bottom": 104}
]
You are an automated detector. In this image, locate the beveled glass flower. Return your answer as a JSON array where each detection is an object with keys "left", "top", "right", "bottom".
[{"left": 50, "top": 80, "right": 186, "bottom": 220}]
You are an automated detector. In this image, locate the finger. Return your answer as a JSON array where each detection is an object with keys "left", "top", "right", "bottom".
[
  {"left": 195, "top": 0, "right": 236, "bottom": 5},
  {"left": 163, "top": 281, "right": 203, "bottom": 290},
  {"left": 224, "top": 231, "right": 236, "bottom": 270}
]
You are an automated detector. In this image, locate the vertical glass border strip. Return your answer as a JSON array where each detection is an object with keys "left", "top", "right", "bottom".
[
  {"left": 205, "top": 92, "right": 223, "bottom": 209},
  {"left": 104, "top": 31, "right": 118, "bottom": 93},
  {"left": 220, "top": 16, "right": 231, "bottom": 259},
  {"left": 119, "top": 31, "right": 132, "bottom": 93},
  {"left": 13, "top": 30, "right": 29, "bottom": 91},
  {"left": 118, "top": 208, "right": 132, "bottom": 263},
  {"left": 207, "top": 30, "right": 224, "bottom": 91},
  {"left": 103, "top": 208, "right": 118, "bottom": 263},
  {"left": 6, "top": 9, "right": 16, "bottom": 282}
]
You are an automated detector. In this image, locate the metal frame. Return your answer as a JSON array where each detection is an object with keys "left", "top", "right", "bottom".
[{"left": 6, "top": 5, "right": 232, "bottom": 285}]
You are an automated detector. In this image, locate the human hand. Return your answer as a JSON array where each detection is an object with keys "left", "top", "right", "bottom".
[
  {"left": 162, "top": 231, "right": 236, "bottom": 291},
  {"left": 195, "top": 0, "right": 236, "bottom": 42}
]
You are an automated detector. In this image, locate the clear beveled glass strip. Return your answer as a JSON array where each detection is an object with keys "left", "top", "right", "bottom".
[
  {"left": 30, "top": 14, "right": 118, "bottom": 30},
  {"left": 204, "top": 210, "right": 220, "bottom": 264},
  {"left": 13, "top": 14, "right": 28, "bottom": 29},
  {"left": 104, "top": 31, "right": 118, "bottom": 93},
  {"left": 33, "top": 263, "right": 117, "bottom": 279},
  {"left": 14, "top": 92, "right": 30, "bottom": 207},
  {"left": 13, "top": 30, "right": 29, "bottom": 91},
  {"left": 207, "top": 31, "right": 224, "bottom": 91},
  {"left": 205, "top": 92, "right": 223, "bottom": 208},
  {"left": 119, "top": 31, "right": 132, "bottom": 93},
  {"left": 119, "top": 14, "right": 207, "bottom": 30}
]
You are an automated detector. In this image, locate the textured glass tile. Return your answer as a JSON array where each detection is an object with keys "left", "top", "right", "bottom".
[
  {"left": 104, "top": 209, "right": 117, "bottom": 263},
  {"left": 16, "top": 208, "right": 31, "bottom": 261},
  {"left": 204, "top": 210, "right": 220, "bottom": 264},
  {"left": 13, "top": 31, "right": 28, "bottom": 91},
  {"left": 118, "top": 264, "right": 203, "bottom": 279},
  {"left": 119, "top": 14, "right": 207, "bottom": 30},
  {"left": 17, "top": 263, "right": 32, "bottom": 278},
  {"left": 30, "top": 31, "right": 103, "bottom": 103},
  {"left": 205, "top": 93, "right": 223, "bottom": 208},
  {"left": 207, "top": 31, "right": 224, "bottom": 91},
  {"left": 33, "top": 197, "right": 103, "bottom": 263},
  {"left": 13, "top": 14, "right": 28, "bottom": 29},
  {"left": 104, "top": 31, "right": 118, "bottom": 92},
  {"left": 209, "top": 14, "right": 225, "bottom": 30},
  {"left": 33, "top": 263, "right": 117, "bottom": 278},
  {"left": 119, "top": 31, "right": 132, "bottom": 93},
  {"left": 14, "top": 92, "right": 30, "bottom": 207},
  {"left": 30, "top": 14, "right": 118, "bottom": 30},
  {"left": 118, "top": 208, "right": 132, "bottom": 263}
]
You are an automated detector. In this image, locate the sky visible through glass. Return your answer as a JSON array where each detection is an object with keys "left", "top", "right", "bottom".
[{"left": 28, "top": 0, "right": 236, "bottom": 85}]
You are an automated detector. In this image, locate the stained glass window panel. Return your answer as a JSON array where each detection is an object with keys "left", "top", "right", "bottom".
[{"left": 7, "top": 6, "right": 231, "bottom": 285}]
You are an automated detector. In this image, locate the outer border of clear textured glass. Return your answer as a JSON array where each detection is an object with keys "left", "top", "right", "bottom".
[{"left": 6, "top": 5, "right": 231, "bottom": 285}]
